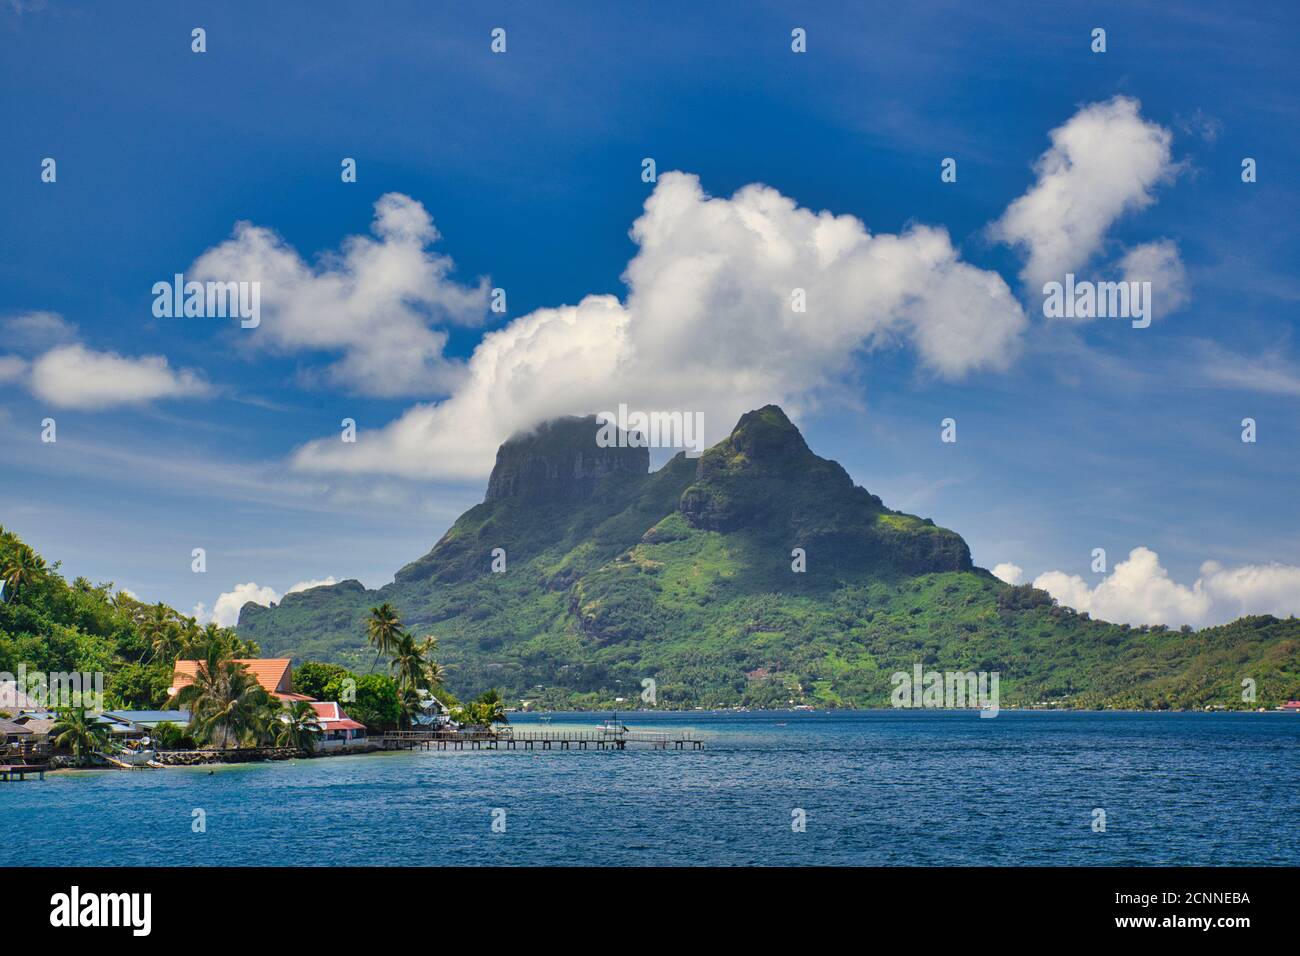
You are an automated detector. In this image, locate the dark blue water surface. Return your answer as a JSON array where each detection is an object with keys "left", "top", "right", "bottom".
[{"left": 3, "top": 711, "right": 1296, "bottom": 866}]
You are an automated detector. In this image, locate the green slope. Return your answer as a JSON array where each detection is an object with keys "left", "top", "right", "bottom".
[
  {"left": 0, "top": 527, "right": 260, "bottom": 711},
  {"left": 235, "top": 406, "right": 1300, "bottom": 710}
]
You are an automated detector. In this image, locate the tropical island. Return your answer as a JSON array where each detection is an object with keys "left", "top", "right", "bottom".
[
  {"left": 234, "top": 406, "right": 1299, "bottom": 711},
  {"left": 2, "top": 406, "right": 1297, "bottom": 737}
]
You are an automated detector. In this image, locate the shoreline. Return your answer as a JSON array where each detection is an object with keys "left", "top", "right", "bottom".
[{"left": 14, "top": 707, "right": 1295, "bottom": 777}]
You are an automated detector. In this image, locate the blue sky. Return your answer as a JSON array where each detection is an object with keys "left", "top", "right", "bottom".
[{"left": 1, "top": 0, "right": 1297, "bottom": 629}]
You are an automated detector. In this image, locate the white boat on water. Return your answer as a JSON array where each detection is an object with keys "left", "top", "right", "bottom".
[
  {"left": 99, "top": 737, "right": 157, "bottom": 768},
  {"left": 116, "top": 748, "right": 157, "bottom": 766},
  {"left": 595, "top": 714, "right": 629, "bottom": 734}
]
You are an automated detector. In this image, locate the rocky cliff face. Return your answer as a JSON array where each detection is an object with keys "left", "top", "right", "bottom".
[
  {"left": 392, "top": 416, "right": 656, "bottom": 586},
  {"left": 484, "top": 416, "right": 649, "bottom": 504}
]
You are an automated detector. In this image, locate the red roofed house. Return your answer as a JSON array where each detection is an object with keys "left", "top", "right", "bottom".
[
  {"left": 309, "top": 702, "right": 368, "bottom": 750},
  {"left": 169, "top": 659, "right": 314, "bottom": 704},
  {"left": 169, "top": 658, "right": 367, "bottom": 748}
]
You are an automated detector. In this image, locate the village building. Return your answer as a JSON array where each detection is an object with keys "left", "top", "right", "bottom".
[
  {"left": 0, "top": 718, "right": 32, "bottom": 747},
  {"left": 169, "top": 658, "right": 314, "bottom": 703},
  {"left": 168, "top": 658, "right": 365, "bottom": 745},
  {"left": 308, "top": 702, "right": 368, "bottom": 749},
  {"left": 104, "top": 710, "right": 191, "bottom": 731}
]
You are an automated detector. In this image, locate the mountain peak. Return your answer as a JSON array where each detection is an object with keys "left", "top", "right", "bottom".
[
  {"left": 726, "top": 405, "right": 812, "bottom": 463},
  {"left": 484, "top": 415, "right": 649, "bottom": 504}
]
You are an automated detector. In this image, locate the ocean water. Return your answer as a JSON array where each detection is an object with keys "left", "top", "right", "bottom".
[{"left": 2, "top": 711, "right": 1296, "bottom": 866}]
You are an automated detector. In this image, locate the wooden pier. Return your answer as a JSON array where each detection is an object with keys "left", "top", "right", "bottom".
[
  {"left": 374, "top": 729, "right": 704, "bottom": 752},
  {"left": 0, "top": 763, "right": 49, "bottom": 781}
]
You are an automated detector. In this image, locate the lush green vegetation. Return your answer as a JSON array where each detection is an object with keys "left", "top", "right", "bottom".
[
  {"left": 235, "top": 407, "right": 1300, "bottom": 711},
  {"left": 450, "top": 688, "right": 509, "bottom": 728},
  {"left": 0, "top": 524, "right": 258, "bottom": 711},
  {"left": 0, "top": 523, "right": 454, "bottom": 749},
  {"left": 271, "top": 658, "right": 407, "bottom": 730},
  {"left": 274, "top": 701, "right": 323, "bottom": 753}
]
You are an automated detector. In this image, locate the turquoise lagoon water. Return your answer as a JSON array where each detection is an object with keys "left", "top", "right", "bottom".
[{"left": 2, "top": 711, "right": 1296, "bottom": 866}]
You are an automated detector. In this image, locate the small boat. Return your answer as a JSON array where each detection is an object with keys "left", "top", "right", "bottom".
[
  {"left": 97, "top": 749, "right": 157, "bottom": 769},
  {"left": 595, "top": 713, "right": 629, "bottom": 734},
  {"left": 99, "top": 737, "right": 158, "bottom": 768}
]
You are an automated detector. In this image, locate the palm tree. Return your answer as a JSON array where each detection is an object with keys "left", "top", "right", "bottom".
[
  {"left": 111, "top": 589, "right": 140, "bottom": 614},
  {"left": 140, "top": 602, "right": 180, "bottom": 665},
  {"left": 248, "top": 697, "right": 284, "bottom": 747},
  {"left": 389, "top": 634, "right": 435, "bottom": 693},
  {"left": 388, "top": 634, "right": 449, "bottom": 728},
  {"left": 177, "top": 615, "right": 201, "bottom": 655},
  {"left": 2, "top": 544, "right": 47, "bottom": 600},
  {"left": 475, "top": 689, "right": 508, "bottom": 726},
  {"left": 151, "top": 721, "right": 189, "bottom": 751},
  {"left": 169, "top": 646, "right": 270, "bottom": 749},
  {"left": 366, "top": 603, "right": 405, "bottom": 671},
  {"left": 272, "top": 700, "right": 322, "bottom": 753},
  {"left": 51, "top": 708, "right": 110, "bottom": 766},
  {"left": 397, "top": 685, "right": 424, "bottom": 730},
  {"left": 425, "top": 659, "right": 446, "bottom": 693}
]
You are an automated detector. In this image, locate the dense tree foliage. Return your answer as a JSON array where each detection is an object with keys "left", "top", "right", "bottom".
[{"left": 0, "top": 525, "right": 257, "bottom": 710}]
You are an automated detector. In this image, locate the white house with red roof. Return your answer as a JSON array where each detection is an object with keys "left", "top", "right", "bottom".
[{"left": 308, "top": 701, "right": 368, "bottom": 749}]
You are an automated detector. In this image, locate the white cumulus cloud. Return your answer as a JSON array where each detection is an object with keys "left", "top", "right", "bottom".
[
  {"left": 200, "top": 582, "right": 282, "bottom": 628},
  {"left": 29, "top": 344, "right": 210, "bottom": 410},
  {"left": 992, "top": 96, "right": 1176, "bottom": 289},
  {"left": 198, "top": 576, "right": 339, "bottom": 627},
  {"left": 1119, "top": 238, "right": 1189, "bottom": 319},
  {"left": 290, "top": 172, "right": 1028, "bottom": 480},
  {"left": 1032, "top": 546, "right": 1300, "bottom": 628},
  {"left": 189, "top": 192, "right": 489, "bottom": 397},
  {"left": 286, "top": 576, "right": 337, "bottom": 594},
  {"left": 992, "top": 562, "right": 1023, "bottom": 585}
]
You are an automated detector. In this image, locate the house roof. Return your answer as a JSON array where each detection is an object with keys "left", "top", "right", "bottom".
[
  {"left": 0, "top": 718, "right": 33, "bottom": 736},
  {"left": 105, "top": 710, "right": 191, "bottom": 725},
  {"left": 90, "top": 713, "right": 138, "bottom": 734},
  {"left": 171, "top": 659, "right": 295, "bottom": 696},
  {"left": 14, "top": 718, "right": 55, "bottom": 735},
  {"left": 308, "top": 702, "right": 365, "bottom": 729},
  {"left": 417, "top": 691, "right": 448, "bottom": 715}
]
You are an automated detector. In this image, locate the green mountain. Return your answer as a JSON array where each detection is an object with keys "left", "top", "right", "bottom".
[{"left": 236, "top": 406, "right": 1300, "bottom": 710}]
